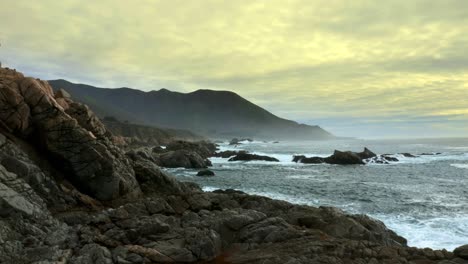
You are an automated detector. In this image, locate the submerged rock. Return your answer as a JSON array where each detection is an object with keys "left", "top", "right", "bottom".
[{"left": 197, "top": 169, "right": 215, "bottom": 177}]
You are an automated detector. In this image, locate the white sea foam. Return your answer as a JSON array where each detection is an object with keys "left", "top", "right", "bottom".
[
  {"left": 371, "top": 214, "right": 468, "bottom": 251},
  {"left": 378, "top": 153, "right": 468, "bottom": 165},
  {"left": 450, "top": 163, "right": 468, "bottom": 169}
]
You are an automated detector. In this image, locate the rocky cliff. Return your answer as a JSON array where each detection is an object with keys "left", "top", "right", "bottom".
[{"left": 1, "top": 67, "right": 467, "bottom": 263}]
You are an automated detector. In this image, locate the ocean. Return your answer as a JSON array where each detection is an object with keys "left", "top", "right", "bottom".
[{"left": 165, "top": 138, "right": 468, "bottom": 251}]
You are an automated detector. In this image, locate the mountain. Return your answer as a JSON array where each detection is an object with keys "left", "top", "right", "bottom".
[{"left": 48, "top": 79, "right": 334, "bottom": 140}]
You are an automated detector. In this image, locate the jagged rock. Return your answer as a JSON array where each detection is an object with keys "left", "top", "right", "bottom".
[
  {"left": 131, "top": 155, "right": 196, "bottom": 195},
  {"left": 357, "top": 147, "right": 377, "bottom": 159},
  {"left": 65, "top": 100, "right": 108, "bottom": 138},
  {"left": 228, "top": 153, "right": 279, "bottom": 162},
  {"left": 294, "top": 148, "right": 377, "bottom": 165},
  {"left": 0, "top": 68, "right": 141, "bottom": 200},
  {"left": 197, "top": 169, "right": 215, "bottom": 177}
]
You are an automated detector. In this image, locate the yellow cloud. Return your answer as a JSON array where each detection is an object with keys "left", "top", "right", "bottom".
[{"left": 1, "top": 0, "right": 468, "bottom": 136}]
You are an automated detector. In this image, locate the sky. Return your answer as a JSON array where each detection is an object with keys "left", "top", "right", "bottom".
[{"left": 1, "top": 0, "right": 467, "bottom": 138}]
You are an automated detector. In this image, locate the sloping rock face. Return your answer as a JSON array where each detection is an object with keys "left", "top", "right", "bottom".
[
  {"left": 0, "top": 67, "right": 140, "bottom": 200},
  {"left": 0, "top": 67, "right": 463, "bottom": 263}
]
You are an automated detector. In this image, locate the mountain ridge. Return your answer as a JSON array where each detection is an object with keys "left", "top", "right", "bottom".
[{"left": 48, "top": 79, "right": 334, "bottom": 140}]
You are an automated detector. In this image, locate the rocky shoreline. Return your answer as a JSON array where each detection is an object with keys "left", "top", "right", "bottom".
[{"left": 1, "top": 67, "right": 467, "bottom": 263}]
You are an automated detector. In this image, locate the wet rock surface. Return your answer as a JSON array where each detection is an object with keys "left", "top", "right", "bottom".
[
  {"left": 0, "top": 67, "right": 463, "bottom": 263},
  {"left": 293, "top": 147, "right": 426, "bottom": 166},
  {"left": 197, "top": 169, "right": 215, "bottom": 177},
  {"left": 228, "top": 152, "right": 279, "bottom": 162}
]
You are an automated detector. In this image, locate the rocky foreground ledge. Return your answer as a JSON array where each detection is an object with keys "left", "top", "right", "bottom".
[{"left": 0, "top": 67, "right": 467, "bottom": 264}]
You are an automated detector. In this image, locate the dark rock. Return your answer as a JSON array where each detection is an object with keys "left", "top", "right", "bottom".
[
  {"left": 294, "top": 148, "right": 375, "bottom": 165},
  {"left": 454, "top": 245, "right": 468, "bottom": 259},
  {"left": 131, "top": 156, "right": 194, "bottom": 195},
  {"left": 0, "top": 68, "right": 461, "bottom": 264},
  {"left": 154, "top": 150, "right": 212, "bottom": 168},
  {"left": 420, "top": 152, "right": 442, "bottom": 156},
  {"left": 399, "top": 153, "right": 417, "bottom": 158},
  {"left": 165, "top": 140, "right": 217, "bottom": 158},
  {"left": 357, "top": 147, "right": 377, "bottom": 159},
  {"left": 292, "top": 155, "right": 306, "bottom": 163},
  {"left": 228, "top": 153, "right": 279, "bottom": 162},
  {"left": 324, "top": 150, "right": 365, "bottom": 165},
  {"left": 197, "top": 169, "right": 215, "bottom": 177},
  {"left": 293, "top": 155, "right": 326, "bottom": 164},
  {"left": 366, "top": 154, "right": 399, "bottom": 164},
  {"left": 0, "top": 68, "right": 141, "bottom": 200},
  {"left": 213, "top": 150, "right": 245, "bottom": 158}
]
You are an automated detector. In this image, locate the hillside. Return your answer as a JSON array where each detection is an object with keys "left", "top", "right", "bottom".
[
  {"left": 101, "top": 117, "right": 204, "bottom": 147},
  {"left": 48, "top": 79, "right": 334, "bottom": 140}
]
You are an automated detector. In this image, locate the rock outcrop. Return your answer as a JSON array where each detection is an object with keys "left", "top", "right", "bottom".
[
  {"left": 294, "top": 148, "right": 379, "bottom": 165},
  {"left": 0, "top": 67, "right": 141, "bottom": 200},
  {"left": 228, "top": 152, "right": 280, "bottom": 162},
  {"left": 0, "top": 67, "right": 464, "bottom": 263}
]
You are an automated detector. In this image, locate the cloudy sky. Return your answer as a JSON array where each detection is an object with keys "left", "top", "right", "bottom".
[{"left": 1, "top": 0, "right": 467, "bottom": 138}]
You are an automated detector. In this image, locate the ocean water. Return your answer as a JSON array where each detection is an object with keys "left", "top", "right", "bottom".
[{"left": 165, "top": 138, "right": 468, "bottom": 251}]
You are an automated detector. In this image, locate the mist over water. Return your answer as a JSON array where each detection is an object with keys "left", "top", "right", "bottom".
[{"left": 166, "top": 138, "right": 468, "bottom": 251}]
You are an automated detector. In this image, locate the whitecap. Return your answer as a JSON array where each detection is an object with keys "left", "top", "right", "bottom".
[{"left": 451, "top": 163, "right": 468, "bottom": 169}]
